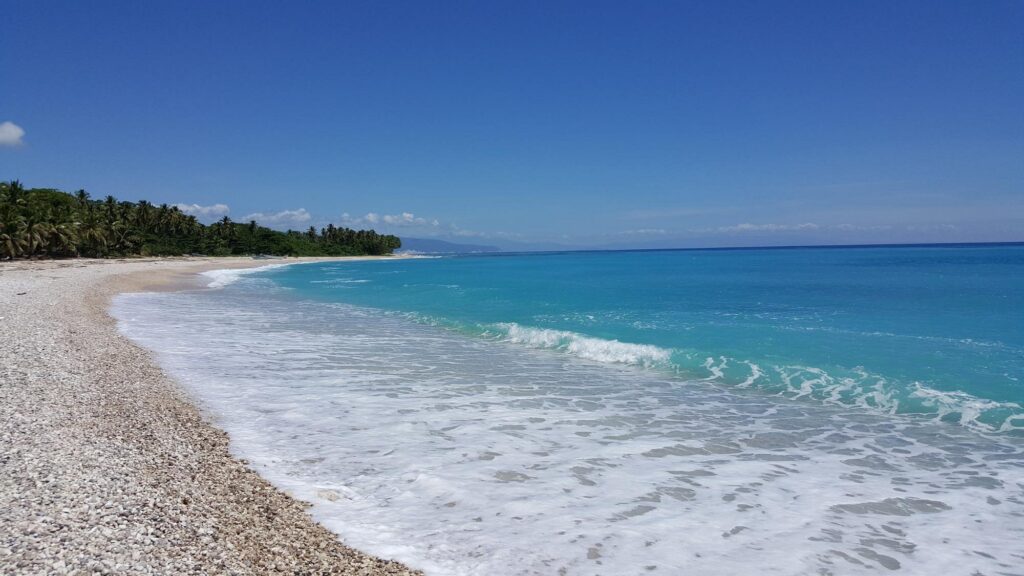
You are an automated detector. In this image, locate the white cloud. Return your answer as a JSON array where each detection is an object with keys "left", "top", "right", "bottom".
[
  {"left": 906, "top": 223, "right": 958, "bottom": 232},
  {"left": 174, "top": 203, "right": 230, "bottom": 219},
  {"left": 241, "top": 208, "right": 312, "bottom": 227},
  {"left": 336, "top": 210, "right": 509, "bottom": 240},
  {"left": 715, "top": 222, "right": 821, "bottom": 233},
  {"left": 620, "top": 228, "right": 668, "bottom": 236},
  {"left": 341, "top": 211, "right": 440, "bottom": 228},
  {"left": 0, "top": 121, "right": 25, "bottom": 147},
  {"left": 384, "top": 212, "right": 422, "bottom": 225},
  {"left": 834, "top": 223, "right": 894, "bottom": 231}
]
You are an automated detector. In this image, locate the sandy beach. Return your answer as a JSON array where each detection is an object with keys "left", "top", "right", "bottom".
[{"left": 0, "top": 257, "right": 421, "bottom": 575}]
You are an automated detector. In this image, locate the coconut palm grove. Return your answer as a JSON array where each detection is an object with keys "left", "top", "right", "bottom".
[{"left": 0, "top": 181, "right": 401, "bottom": 259}]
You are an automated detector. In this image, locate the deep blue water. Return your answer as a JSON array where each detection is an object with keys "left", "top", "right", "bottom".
[{"left": 266, "top": 244, "right": 1024, "bottom": 432}]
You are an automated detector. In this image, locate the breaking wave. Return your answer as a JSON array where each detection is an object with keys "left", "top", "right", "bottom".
[
  {"left": 472, "top": 323, "right": 1024, "bottom": 434},
  {"left": 491, "top": 322, "right": 673, "bottom": 368},
  {"left": 201, "top": 263, "right": 294, "bottom": 288}
]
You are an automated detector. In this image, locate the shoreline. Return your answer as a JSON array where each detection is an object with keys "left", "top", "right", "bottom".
[{"left": 0, "top": 257, "right": 422, "bottom": 575}]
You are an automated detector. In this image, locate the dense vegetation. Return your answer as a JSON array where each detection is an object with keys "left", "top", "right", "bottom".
[{"left": 0, "top": 181, "right": 401, "bottom": 259}]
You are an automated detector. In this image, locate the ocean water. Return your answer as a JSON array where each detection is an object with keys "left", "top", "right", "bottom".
[{"left": 113, "top": 245, "right": 1024, "bottom": 575}]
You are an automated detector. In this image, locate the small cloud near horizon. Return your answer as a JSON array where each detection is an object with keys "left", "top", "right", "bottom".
[
  {"left": 341, "top": 211, "right": 440, "bottom": 228},
  {"left": 619, "top": 228, "right": 668, "bottom": 236},
  {"left": 339, "top": 210, "right": 515, "bottom": 241},
  {"left": 241, "top": 208, "right": 312, "bottom": 228},
  {"left": 0, "top": 121, "right": 26, "bottom": 147},
  {"left": 715, "top": 222, "right": 821, "bottom": 233},
  {"left": 174, "top": 203, "right": 230, "bottom": 220}
]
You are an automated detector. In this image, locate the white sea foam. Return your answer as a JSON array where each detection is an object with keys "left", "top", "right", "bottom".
[
  {"left": 911, "top": 384, "right": 1024, "bottom": 433},
  {"left": 410, "top": 318, "right": 1024, "bottom": 434},
  {"left": 201, "top": 263, "right": 294, "bottom": 288},
  {"left": 478, "top": 322, "right": 1020, "bottom": 433},
  {"left": 768, "top": 364, "right": 1024, "bottom": 433},
  {"left": 737, "top": 362, "right": 763, "bottom": 388},
  {"left": 309, "top": 278, "right": 371, "bottom": 284},
  {"left": 702, "top": 356, "right": 727, "bottom": 380},
  {"left": 113, "top": 287, "right": 1024, "bottom": 576},
  {"left": 493, "top": 322, "right": 672, "bottom": 367},
  {"left": 201, "top": 256, "right": 414, "bottom": 289}
]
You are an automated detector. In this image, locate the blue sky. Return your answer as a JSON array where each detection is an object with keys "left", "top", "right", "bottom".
[{"left": 2, "top": 1, "right": 1022, "bottom": 249}]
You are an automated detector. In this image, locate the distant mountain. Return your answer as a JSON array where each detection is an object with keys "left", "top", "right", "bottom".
[{"left": 398, "top": 237, "right": 502, "bottom": 254}]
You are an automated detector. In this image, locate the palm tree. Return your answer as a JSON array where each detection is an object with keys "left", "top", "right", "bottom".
[
  {"left": 218, "top": 216, "right": 235, "bottom": 241},
  {"left": 78, "top": 219, "right": 109, "bottom": 257},
  {"left": 6, "top": 180, "right": 26, "bottom": 205},
  {"left": 0, "top": 219, "right": 27, "bottom": 259},
  {"left": 22, "top": 220, "right": 51, "bottom": 257},
  {"left": 135, "top": 200, "right": 153, "bottom": 230},
  {"left": 1, "top": 180, "right": 403, "bottom": 259},
  {"left": 108, "top": 218, "right": 138, "bottom": 254},
  {"left": 46, "top": 222, "right": 78, "bottom": 256},
  {"left": 103, "top": 195, "right": 118, "bottom": 222}
]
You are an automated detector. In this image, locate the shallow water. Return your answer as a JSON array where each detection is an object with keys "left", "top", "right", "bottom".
[
  {"left": 113, "top": 247, "right": 1024, "bottom": 574},
  {"left": 266, "top": 246, "right": 1024, "bottom": 433}
]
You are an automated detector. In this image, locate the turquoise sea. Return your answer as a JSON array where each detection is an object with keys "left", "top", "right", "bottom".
[{"left": 114, "top": 244, "right": 1024, "bottom": 575}]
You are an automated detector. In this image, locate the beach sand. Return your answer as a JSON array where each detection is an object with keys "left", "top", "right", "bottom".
[{"left": 0, "top": 257, "right": 421, "bottom": 575}]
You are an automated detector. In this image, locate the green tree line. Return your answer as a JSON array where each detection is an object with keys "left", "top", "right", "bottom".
[{"left": 0, "top": 181, "right": 401, "bottom": 259}]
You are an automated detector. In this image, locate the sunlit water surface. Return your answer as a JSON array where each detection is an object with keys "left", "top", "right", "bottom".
[{"left": 114, "top": 247, "right": 1024, "bottom": 575}]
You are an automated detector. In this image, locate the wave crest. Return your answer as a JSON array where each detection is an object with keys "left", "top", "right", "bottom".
[
  {"left": 492, "top": 323, "right": 672, "bottom": 368},
  {"left": 483, "top": 323, "right": 1023, "bottom": 434},
  {"left": 201, "top": 263, "right": 293, "bottom": 288}
]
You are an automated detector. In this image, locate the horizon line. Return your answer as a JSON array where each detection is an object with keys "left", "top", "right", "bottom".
[{"left": 425, "top": 240, "right": 1024, "bottom": 256}]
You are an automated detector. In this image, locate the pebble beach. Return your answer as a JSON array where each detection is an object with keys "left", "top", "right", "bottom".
[{"left": 0, "top": 257, "right": 420, "bottom": 575}]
